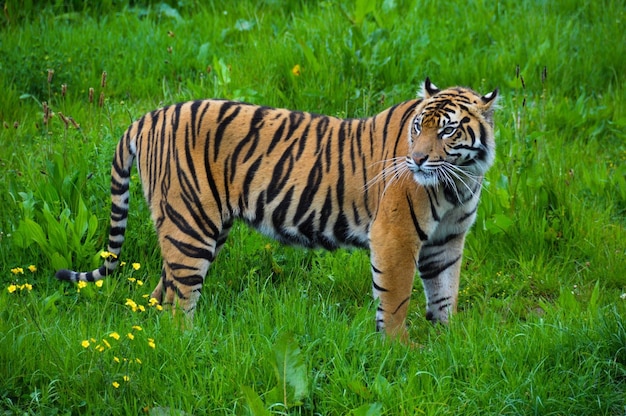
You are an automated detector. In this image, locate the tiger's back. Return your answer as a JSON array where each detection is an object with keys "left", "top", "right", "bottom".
[
  {"left": 57, "top": 79, "right": 498, "bottom": 341},
  {"left": 134, "top": 99, "right": 416, "bottom": 251}
]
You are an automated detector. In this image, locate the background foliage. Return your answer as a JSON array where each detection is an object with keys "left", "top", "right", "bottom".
[{"left": 1, "top": 0, "right": 625, "bottom": 414}]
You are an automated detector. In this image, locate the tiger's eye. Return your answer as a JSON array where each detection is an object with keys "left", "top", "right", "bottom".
[{"left": 441, "top": 126, "right": 455, "bottom": 136}]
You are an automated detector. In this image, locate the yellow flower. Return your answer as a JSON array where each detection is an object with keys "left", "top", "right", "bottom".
[
  {"left": 102, "top": 339, "right": 111, "bottom": 349},
  {"left": 81, "top": 340, "right": 90, "bottom": 348},
  {"left": 156, "top": 305, "right": 163, "bottom": 311},
  {"left": 95, "top": 280, "right": 104, "bottom": 288},
  {"left": 96, "top": 344, "right": 105, "bottom": 352},
  {"left": 148, "top": 338, "right": 156, "bottom": 349},
  {"left": 28, "top": 265, "right": 37, "bottom": 273},
  {"left": 127, "top": 333, "right": 135, "bottom": 340},
  {"left": 132, "top": 263, "right": 141, "bottom": 271},
  {"left": 7, "top": 284, "right": 17, "bottom": 294},
  {"left": 22, "top": 283, "right": 33, "bottom": 291},
  {"left": 136, "top": 280, "right": 143, "bottom": 286},
  {"left": 135, "top": 358, "right": 142, "bottom": 364},
  {"left": 112, "top": 381, "right": 120, "bottom": 389},
  {"left": 11, "top": 267, "right": 24, "bottom": 275},
  {"left": 100, "top": 251, "right": 117, "bottom": 259},
  {"left": 77, "top": 281, "right": 87, "bottom": 290},
  {"left": 138, "top": 305, "right": 146, "bottom": 312},
  {"left": 127, "top": 277, "right": 136, "bottom": 283},
  {"left": 291, "top": 64, "right": 301, "bottom": 76},
  {"left": 120, "top": 261, "right": 127, "bottom": 267},
  {"left": 132, "top": 325, "right": 142, "bottom": 331},
  {"left": 123, "top": 375, "right": 130, "bottom": 382},
  {"left": 125, "top": 299, "right": 138, "bottom": 312},
  {"left": 109, "top": 332, "right": 121, "bottom": 340},
  {"left": 113, "top": 356, "right": 120, "bottom": 363},
  {"left": 148, "top": 297, "right": 159, "bottom": 306}
]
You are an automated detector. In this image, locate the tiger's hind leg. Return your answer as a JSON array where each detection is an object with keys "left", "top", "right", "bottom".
[{"left": 149, "top": 218, "right": 233, "bottom": 321}]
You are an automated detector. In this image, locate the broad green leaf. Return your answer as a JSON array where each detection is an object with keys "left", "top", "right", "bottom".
[
  {"left": 351, "top": 402, "right": 383, "bottom": 416},
  {"left": 273, "top": 333, "right": 309, "bottom": 405},
  {"left": 241, "top": 386, "right": 270, "bottom": 416}
]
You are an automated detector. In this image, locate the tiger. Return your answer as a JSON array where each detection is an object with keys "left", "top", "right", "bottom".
[{"left": 56, "top": 78, "right": 498, "bottom": 341}]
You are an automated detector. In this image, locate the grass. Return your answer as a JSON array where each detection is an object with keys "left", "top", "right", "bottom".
[{"left": 1, "top": 0, "right": 625, "bottom": 414}]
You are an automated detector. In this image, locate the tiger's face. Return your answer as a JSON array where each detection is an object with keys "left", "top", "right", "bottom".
[{"left": 407, "top": 79, "right": 498, "bottom": 189}]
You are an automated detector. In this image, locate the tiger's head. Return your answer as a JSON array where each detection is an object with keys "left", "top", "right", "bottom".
[{"left": 407, "top": 78, "right": 498, "bottom": 190}]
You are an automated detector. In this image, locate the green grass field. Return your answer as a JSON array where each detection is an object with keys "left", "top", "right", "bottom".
[{"left": 1, "top": 0, "right": 625, "bottom": 414}]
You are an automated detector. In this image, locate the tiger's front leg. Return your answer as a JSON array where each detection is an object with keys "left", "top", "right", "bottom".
[
  {"left": 369, "top": 203, "right": 422, "bottom": 342},
  {"left": 417, "top": 233, "right": 466, "bottom": 324}
]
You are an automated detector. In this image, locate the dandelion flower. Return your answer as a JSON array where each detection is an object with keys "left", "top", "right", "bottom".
[
  {"left": 100, "top": 251, "right": 117, "bottom": 260},
  {"left": 81, "top": 340, "right": 90, "bottom": 348},
  {"left": 23, "top": 283, "right": 33, "bottom": 291},
  {"left": 138, "top": 305, "right": 146, "bottom": 312},
  {"left": 148, "top": 338, "right": 156, "bottom": 349},
  {"left": 10, "top": 267, "right": 24, "bottom": 275},
  {"left": 132, "top": 325, "right": 142, "bottom": 331},
  {"left": 77, "top": 281, "right": 87, "bottom": 290},
  {"left": 7, "top": 284, "right": 17, "bottom": 294},
  {"left": 28, "top": 265, "right": 37, "bottom": 273},
  {"left": 112, "top": 381, "right": 120, "bottom": 389},
  {"left": 95, "top": 280, "right": 104, "bottom": 288},
  {"left": 291, "top": 64, "right": 301, "bottom": 76},
  {"left": 136, "top": 280, "right": 144, "bottom": 286},
  {"left": 148, "top": 297, "right": 159, "bottom": 306},
  {"left": 156, "top": 305, "right": 163, "bottom": 311},
  {"left": 125, "top": 299, "right": 138, "bottom": 312},
  {"left": 132, "top": 263, "right": 141, "bottom": 271},
  {"left": 109, "top": 332, "right": 121, "bottom": 340},
  {"left": 127, "top": 333, "right": 135, "bottom": 340}
]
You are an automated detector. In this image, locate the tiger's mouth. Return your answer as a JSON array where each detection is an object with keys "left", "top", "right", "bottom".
[{"left": 410, "top": 167, "right": 440, "bottom": 187}]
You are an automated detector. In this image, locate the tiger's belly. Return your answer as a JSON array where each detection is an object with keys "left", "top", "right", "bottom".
[{"left": 240, "top": 198, "right": 371, "bottom": 250}]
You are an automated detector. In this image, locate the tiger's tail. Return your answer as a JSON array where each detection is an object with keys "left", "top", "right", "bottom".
[{"left": 55, "top": 128, "right": 137, "bottom": 283}]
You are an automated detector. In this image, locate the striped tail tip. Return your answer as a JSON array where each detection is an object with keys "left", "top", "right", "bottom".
[
  {"left": 55, "top": 265, "right": 112, "bottom": 282},
  {"left": 55, "top": 269, "right": 76, "bottom": 281}
]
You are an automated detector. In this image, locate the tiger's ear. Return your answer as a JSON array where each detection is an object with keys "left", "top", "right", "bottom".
[
  {"left": 481, "top": 88, "right": 499, "bottom": 105},
  {"left": 479, "top": 88, "right": 499, "bottom": 124},
  {"left": 421, "top": 77, "right": 440, "bottom": 99}
]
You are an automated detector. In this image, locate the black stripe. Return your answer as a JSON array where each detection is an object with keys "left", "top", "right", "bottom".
[
  {"left": 213, "top": 103, "right": 241, "bottom": 162},
  {"left": 372, "top": 280, "right": 389, "bottom": 292},
  {"left": 419, "top": 255, "right": 461, "bottom": 280},
  {"left": 406, "top": 194, "right": 429, "bottom": 241},
  {"left": 392, "top": 296, "right": 410, "bottom": 315},
  {"left": 165, "top": 235, "right": 214, "bottom": 262}
]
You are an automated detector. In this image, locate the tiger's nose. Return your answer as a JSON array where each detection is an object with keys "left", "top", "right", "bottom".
[{"left": 412, "top": 152, "right": 428, "bottom": 166}]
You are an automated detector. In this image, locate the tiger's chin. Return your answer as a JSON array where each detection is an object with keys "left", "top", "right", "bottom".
[{"left": 411, "top": 170, "right": 440, "bottom": 188}]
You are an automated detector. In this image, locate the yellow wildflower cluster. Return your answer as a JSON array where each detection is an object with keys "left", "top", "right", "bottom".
[
  {"left": 7, "top": 265, "right": 37, "bottom": 293},
  {"left": 125, "top": 295, "right": 163, "bottom": 313},
  {"left": 80, "top": 324, "right": 156, "bottom": 389},
  {"left": 7, "top": 283, "right": 33, "bottom": 293}
]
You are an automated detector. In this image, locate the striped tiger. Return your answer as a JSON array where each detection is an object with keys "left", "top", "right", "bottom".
[{"left": 56, "top": 78, "right": 498, "bottom": 341}]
